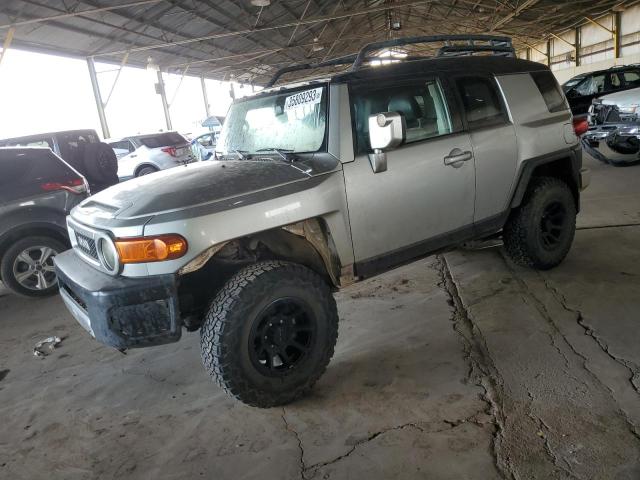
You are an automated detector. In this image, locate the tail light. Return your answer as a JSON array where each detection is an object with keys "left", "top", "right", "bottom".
[
  {"left": 161, "top": 146, "right": 177, "bottom": 157},
  {"left": 41, "top": 178, "right": 87, "bottom": 194},
  {"left": 573, "top": 117, "right": 589, "bottom": 137}
]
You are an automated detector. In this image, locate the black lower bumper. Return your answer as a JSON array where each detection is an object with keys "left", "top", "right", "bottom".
[{"left": 54, "top": 250, "right": 182, "bottom": 349}]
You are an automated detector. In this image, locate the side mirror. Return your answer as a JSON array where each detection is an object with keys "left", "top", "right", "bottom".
[{"left": 367, "top": 112, "right": 406, "bottom": 173}]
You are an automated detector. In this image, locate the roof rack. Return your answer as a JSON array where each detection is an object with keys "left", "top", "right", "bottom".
[
  {"left": 266, "top": 34, "right": 515, "bottom": 87},
  {"left": 351, "top": 35, "right": 514, "bottom": 70},
  {"left": 265, "top": 54, "right": 357, "bottom": 88}
]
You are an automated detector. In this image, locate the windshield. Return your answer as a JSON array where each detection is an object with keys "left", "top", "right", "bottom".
[{"left": 217, "top": 85, "right": 327, "bottom": 155}]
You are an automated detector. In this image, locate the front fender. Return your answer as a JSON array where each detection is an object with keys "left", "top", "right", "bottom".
[{"left": 141, "top": 171, "right": 354, "bottom": 277}]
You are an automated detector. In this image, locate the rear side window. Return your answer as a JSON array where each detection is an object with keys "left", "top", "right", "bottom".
[
  {"left": 138, "top": 132, "right": 187, "bottom": 148},
  {"left": 0, "top": 136, "right": 54, "bottom": 149},
  {"left": 531, "top": 71, "right": 568, "bottom": 113},
  {"left": 623, "top": 71, "right": 640, "bottom": 88},
  {"left": 455, "top": 76, "right": 507, "bottom": 129}
]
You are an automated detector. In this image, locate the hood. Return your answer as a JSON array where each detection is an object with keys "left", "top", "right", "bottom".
[
  {"left": 79, "top": 160, "right": 315, "bottom": 219},
  {"left": 600, "top": 87, "right": 640, "bottom": 106}
]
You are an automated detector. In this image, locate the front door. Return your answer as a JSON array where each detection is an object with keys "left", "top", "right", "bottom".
[{"left": 344, "top": 76, "right": 476, "bottom": 275}]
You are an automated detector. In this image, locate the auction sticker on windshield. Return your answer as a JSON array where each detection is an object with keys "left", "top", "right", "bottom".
[{"left": 284, "top": 87, "right": 323, "bottom": 112}]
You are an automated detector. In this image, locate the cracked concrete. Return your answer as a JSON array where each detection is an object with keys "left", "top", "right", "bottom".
[{"left": 1, "top": 155, "right": 640, "bottom": 479}]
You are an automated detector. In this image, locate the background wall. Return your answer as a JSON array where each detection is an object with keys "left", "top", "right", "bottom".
[{"left": 517, "top": 4, "right": 640, "bottom": 84}]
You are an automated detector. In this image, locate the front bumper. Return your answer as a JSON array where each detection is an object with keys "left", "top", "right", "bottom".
[
  {"left": 583, "top": 124, "right": 640, "bottom": 166},
  {"left": 54, "top": 250, "right": 182, "bottom": 349}
]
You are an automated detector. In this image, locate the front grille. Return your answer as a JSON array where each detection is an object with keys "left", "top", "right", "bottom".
[{"left": 75, "top": 232, "right": 98, "bottom": 260}]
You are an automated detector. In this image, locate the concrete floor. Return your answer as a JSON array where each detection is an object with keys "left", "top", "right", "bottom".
[{"left": 1, "top": 154, "right": 639, "bottom": 479}]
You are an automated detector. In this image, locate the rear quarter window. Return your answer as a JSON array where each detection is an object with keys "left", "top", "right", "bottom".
[
  {"left": 455, "top": 76, "right": 508, "bottom": 129},
  {"left": 0, "top": 149, "right": 79, "bottom": 187},
  {"left": 530, "top": 71, "right": 568, "bottom": 113},
  {"left": 138, "top": 132, "right": 187, "bottom": 148}
]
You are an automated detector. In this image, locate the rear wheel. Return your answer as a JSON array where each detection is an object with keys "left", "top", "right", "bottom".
[
  {"left": 0, "top": 236, "right": 66, "bottom": 297},
  {"left": 200, "top": 261, "right": 338, "bottom": 407},
  {"left": 136, "top": 166, "right": 158, "bottom": 176},
  {"left": 503, "top": 177, "right": 576, "bottom": 270}
]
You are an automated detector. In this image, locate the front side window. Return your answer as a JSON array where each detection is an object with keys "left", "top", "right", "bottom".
[
  {"left": 575, "top": 74, "right": 605, "bottom": 96},
  {"left": 351, "top": 78, "right": 453, "bottom": 153},
  {"left": 217, "top": 86, "right": 328, "bottom": 155},
  {"left": 456, "top": 76, "right": 507, "bottom": 129}
]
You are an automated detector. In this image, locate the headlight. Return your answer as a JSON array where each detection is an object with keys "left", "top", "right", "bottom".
[
  {"left": 619, "top": 104, "right": 639, "bottom": 114},
  {"left": 98, "top": 237, "right": 119, "bottom": 272}
]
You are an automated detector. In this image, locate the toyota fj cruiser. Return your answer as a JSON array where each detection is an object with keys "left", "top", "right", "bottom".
[{"left": 54, "top": 36, "right": 590, "bottom": 407}]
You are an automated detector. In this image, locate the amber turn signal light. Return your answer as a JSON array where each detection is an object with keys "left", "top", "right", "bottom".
[{"left": 115, "top": 234, "right": 188, "bottom": 264}]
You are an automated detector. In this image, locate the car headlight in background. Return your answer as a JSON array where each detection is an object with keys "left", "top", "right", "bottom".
[
  {"left": 115, "top": 234, "right": 188, "bottom": 264},
  {"left": 618, "top": 104, "right": 639, "bottom": 114}
]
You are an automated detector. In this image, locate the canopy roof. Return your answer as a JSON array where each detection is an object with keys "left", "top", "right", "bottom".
[{"left": 1, "top": 0, "right": 635, "bottom": 84}]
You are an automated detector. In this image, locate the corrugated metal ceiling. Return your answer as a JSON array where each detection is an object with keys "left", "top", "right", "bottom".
[{"left": 0, "top": 0, "right": 637, "bottom": 84}]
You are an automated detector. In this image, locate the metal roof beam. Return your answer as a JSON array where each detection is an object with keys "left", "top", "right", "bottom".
[
  {"left": 93, "top": 0, "right": 434, "bottom": 58},
  {"left": 0, "top": 0, "right": 164, "bottom": 30}
]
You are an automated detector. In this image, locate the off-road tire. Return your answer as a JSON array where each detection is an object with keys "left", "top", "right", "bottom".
[
  {"left": 136, "top": 165, "right": 158, "bottom": 177},
  {"left": 0, "top": 236, "right": 66, "bottom": 297},
  {"left": 83, "top": 142, "right": 118, "bottom": 184},
  {"left": 503, "top": 176, "right": 576, "bottom": 270},
  {"left": 200, "top": 261, "right": 338, "bottom": 408}
]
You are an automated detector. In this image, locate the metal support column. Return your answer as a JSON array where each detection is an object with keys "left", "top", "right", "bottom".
[
  {"left": 575, "top": 27, "right": 581, "bottom": 67},
  {"left": 200, "top": 76, "right": 210, "bottom": 118},
  {"left": 546, "top": 39, "right": 551, "bottom": 67},
  {"left": 156, "top": 70, "right": 172, "bottom": 131},
  {"left": 86, "top": 57, "right": 110, "bottom": 139},
  {"left": 614, "top": 12, "right": 621, "bottom": 59}
]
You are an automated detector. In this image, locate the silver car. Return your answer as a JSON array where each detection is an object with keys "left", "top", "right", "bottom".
[
  {"left": 584, "top": 86, "right": 640, "bottom": 165},
  {"left": 55, "top": 35, "right": 589, "bottom": 408},
  {"left": 107, "top": 132, "right": 196, "bottom": 179}
]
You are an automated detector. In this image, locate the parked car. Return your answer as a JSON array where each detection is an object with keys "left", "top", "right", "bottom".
[
  {"left": 191, "top": 132, "right": 217, "bottom": 161},
  {"left": 106, "top": 132, "right": 196, "bottom": 179},
  {"left": 562, "top": 64, "right": 640, "bottom": 116},
  {"left": 0, "top": 147, "right": 88, "bottom": 296},
  {"left": 0, "top": 129, "right": 118, "bottom": 192},
  {"left": 583, "top": 86, "right": 640, "bottom": 165},
  {"left": 55, "top": 35, "right": 589, "bottom": 407}
]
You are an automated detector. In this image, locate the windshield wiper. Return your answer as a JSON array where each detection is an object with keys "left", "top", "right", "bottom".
[
  {"left": 215, "top": 149, "right": 249, "bottom": 160},
  {"left": 255, "top": 147, "right": 295, "bottom": 161},
  {"left": 232, "top": 148, "right": 249, "bottom": 160}
]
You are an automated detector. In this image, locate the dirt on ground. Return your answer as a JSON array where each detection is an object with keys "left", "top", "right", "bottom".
[{"left": 1, "top": 154, "right": 639, "bottom": 479}]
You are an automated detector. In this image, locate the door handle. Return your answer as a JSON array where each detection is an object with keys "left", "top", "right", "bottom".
[
  {"left": 443, "top": 149, "right": 473, "bottom": 167},
  {"left": 130, "top": 154, "right": 137, "bottom": 158}
]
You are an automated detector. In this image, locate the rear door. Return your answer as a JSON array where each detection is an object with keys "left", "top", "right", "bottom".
[
  {"left": 344, "top": 75, "right": 476, "bottom": 274},
  {"left": 453, "top": 74, "right": 518, "bottom": 224},
  {"left": 108, "top": 139, "right": 137, "bottom": 179}
]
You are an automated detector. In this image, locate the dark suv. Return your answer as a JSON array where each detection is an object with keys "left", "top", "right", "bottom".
[
  {"left": 0, "top": 129, "right": 118, "bottom": 192},
  {"left": 0, "top": 148, "right": 88, "bottom": 296},
  {"left": 562, "top": 65, "right": 640, "bottom": 116}
]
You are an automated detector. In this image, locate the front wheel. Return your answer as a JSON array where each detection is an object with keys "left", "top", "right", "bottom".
[
  {"left": 200, "top": 261, "right": 338, "bottom": 407},
  {"left": 503, "top": 177, "right": 576, "bottom": 270},
  {"left": 0, "top": 236, "right": 66, "bottom": 297}
]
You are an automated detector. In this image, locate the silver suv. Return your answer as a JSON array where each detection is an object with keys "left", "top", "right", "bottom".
[
  {"left": 54, "top": 36, "right": 590, "bottom": 407},
  {"left": 107, "top": 132, "right": 195, "bottom": 179}
]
